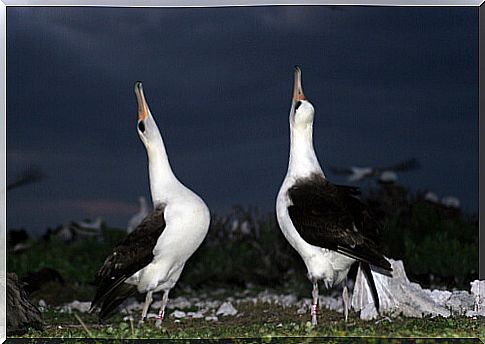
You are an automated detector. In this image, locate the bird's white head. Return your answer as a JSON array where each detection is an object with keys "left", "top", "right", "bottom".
[
  {"left": 134, "top": 81, "right": 162, "bottom": 149},
  {"left": 290, "top": 66, "right": 315, "bottom": 129}
]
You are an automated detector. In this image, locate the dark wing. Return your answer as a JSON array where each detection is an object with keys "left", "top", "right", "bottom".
[
  {"left": 377, "top": 158, "right": 420, "bottom": 173},
  {"left": 287, "top": 174, "right": 391, "bottom": 271},
  {"left": 90, "top": 205, "right": 166, "bottom": 319}
]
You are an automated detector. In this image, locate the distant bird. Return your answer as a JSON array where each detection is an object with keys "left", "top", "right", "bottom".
[
  {"left": 424, "top": 191, "right": 439, "bottom": 203},
  {"left": 276, "top": 67, "right": 392, "bottom": 326},
  {"left": 127, "top": 197, "right": 149, "bottom": 234},
  {"left": 441, "top": 196, "right": 460, "bottom": 209},
  {"left": 378, "top": 171, "right": 398, "bottom": 185},
  {"left": 74, "top": 216, "right": 104, "bottom": 232},
  {"left": 329, "top": 158, "right": 419, "bottom": 183},
  {"left": 7, "top": 165, "right": 44, "bottom": 191},
  {"left": 90, "top": 82, "right": 210, "bottom": 327},
  {"left": 71, "top": 216, "right": 105, "bottom": 241}
]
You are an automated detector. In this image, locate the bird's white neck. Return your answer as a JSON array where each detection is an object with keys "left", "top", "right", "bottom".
[
  {"left": 145, "top": 130, "right": 183, "bottom": 206},
  {"left": 287, "top": 122, "right": 324, "bottom": 178}
]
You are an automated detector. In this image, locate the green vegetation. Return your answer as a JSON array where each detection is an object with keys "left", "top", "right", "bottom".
[
  {"left": 22, "top": 305, "right": 484, "bottom": 340},
  {"left": 7, "top": 184, "right": 481, "bottom": 339}
]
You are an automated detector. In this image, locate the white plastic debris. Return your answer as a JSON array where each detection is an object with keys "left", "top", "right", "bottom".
[
  {"left": 216, "top": 302, "right": 238, "bottom": 316},
  {"left": 467, "top": 280, "right": 485, "bottom": 317},
  {"left": 470, "top": 280, "right": 485, "bottom": 312},
  {"left": 170, "top": 310, "right": 187, "bottom": 319},
  {"left": 352, "top": 259, "right": 450, "bottom": 320}
]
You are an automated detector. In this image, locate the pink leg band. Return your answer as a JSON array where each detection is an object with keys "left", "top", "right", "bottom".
[
  {"left": 158, "top": 309, "right": 165, "bottom": 321},
  {"left": 311, "top": 303, "right": 319, "bottom": 316}
]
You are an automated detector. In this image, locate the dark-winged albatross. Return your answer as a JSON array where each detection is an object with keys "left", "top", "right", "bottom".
[
  {"left": 90, "top": 82, "right": 210, "bottom": 327},
  {"left": 276, "top": 66, "right": 392, "bottom": 326},
  {"left": 329, "top": 158, "right": 419, "bottom": 183}
]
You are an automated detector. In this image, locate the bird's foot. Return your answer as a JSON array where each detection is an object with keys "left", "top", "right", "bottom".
[
  {"left": 137, "top": 319, "right": 145, "bottom": 329},
  {"left": 155, "top": 310, "right": 165, "bottom": 328}
]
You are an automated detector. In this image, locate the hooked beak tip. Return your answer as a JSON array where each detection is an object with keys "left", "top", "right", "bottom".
[
  {"left": 134, "top": 81, "right": 149, "bottom": 121},
  {"left": 293, "top": 66, "right": 306, "bottom": 101}
]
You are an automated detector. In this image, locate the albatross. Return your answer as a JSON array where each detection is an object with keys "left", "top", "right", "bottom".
[
  {"left": 276, "top": 66, "right": 392, "bottom": 325},
  {"left": 90, "top": 82, "right": 210, "bottom": 326}
]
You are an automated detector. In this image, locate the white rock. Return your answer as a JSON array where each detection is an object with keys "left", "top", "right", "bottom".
[
  {"left": 205, "top": 316, "right": 218, "bottom": 321},
  {"left": 187, "top": 311, "right": 205, "bottom": 319},
  {"left": 280, "top": 294, "right": 297, "bottom": 308},
  {"left": 123, "top": 315, "right": 134, "bottom": 321},
  {"left": 38, "top": 299, "right": 46, "bottom": 308},
  {"left": 151, "top": 301, "right": 162, "bottom": 309},
  {"left": 216, "top": 302, "right": 238, "bottom": 316},
  {"left": 167, "top": 297, "right": 191, "bottom": 310},
  {"left": 122, "top": 301, "right": 143, "bottom": 314},
  {"left": 146, "top": 313, "right": 158, "bottom": 319},
  {"left": 170, "top": 310, "right": 187, "bottom": 318},
  {"left": 60, "top": 300, "right": 92, "bottom": 314}
]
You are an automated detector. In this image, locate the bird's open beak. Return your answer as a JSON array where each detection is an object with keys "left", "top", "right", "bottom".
[
  {"left": 293, "top": 66, "right": 306, "bottom": 101},
  {"left": 134, "top": 81, "right": 149, "bottom": 121}
]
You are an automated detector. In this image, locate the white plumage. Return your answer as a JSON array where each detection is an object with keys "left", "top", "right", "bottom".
[
  {"left": 91, "top": 82, "right": 210, "bottom": 326},
  {"left": 276, "top": 67, "right": 390, "bottom": 325}
]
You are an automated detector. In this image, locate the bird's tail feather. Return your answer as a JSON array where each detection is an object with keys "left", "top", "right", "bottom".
[
  {"left": 360, "top": 262, "right": 380, "bottom": 313},
  {"left": 97, "top": 283, "right": 137, "bottom": 322}
]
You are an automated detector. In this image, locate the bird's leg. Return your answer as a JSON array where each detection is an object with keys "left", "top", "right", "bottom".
[
  {"left": 138, "top": 291, "right": 153, "bottom": 327},
  {"left": 342, "top": 285, "right": 349, "bottom": 322},
  {"left": 311, "top": 282, "right": 319, "bottom": 326},
  {"left": 155, "top": 290, "right": 170, "bottom": 328}
]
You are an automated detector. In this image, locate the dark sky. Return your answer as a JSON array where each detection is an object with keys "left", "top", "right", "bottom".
[{"left": 7, "top": 6, "right": 478, "bottom": 234}]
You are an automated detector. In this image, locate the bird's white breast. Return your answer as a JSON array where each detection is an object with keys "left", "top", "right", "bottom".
[{"left": 133, "top": 187, "right": 210, "bottom": 293}]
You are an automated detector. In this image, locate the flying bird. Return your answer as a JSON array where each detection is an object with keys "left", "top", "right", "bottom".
[
  {"left": 276, "top": 67, "right": 392, "bottom": 326},
  {"left": 7, "top": 165, "right": 45, "bottom": 191},
  {"left": 329, "top": 158, "right": 419, "bottom": 183},
  {"left": 90, "top": 82, "right": 210, "bottom": 327}
]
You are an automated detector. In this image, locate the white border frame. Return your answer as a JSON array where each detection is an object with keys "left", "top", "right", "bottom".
[{"left": 0, "top": 1, "right": 481, "bottom": 342}]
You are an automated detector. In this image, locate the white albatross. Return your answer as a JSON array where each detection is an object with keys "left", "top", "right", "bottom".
[
  {"left": 90, "top": 82, "right": 210, "bottom": 327},
  {"left": 276, "top": 66, "right": 392, "bottom": 326},
  {"left": 127, "top": 196, "right": 149, "bottom": 234}
]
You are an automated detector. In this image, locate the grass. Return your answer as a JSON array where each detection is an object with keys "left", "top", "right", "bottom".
[{"left": 20, "top": 304, "right": 485, "bottom": 340}]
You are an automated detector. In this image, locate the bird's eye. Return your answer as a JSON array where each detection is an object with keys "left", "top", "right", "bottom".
[
  {"left": 295, "top": 101, "right": 302, "bottom": 110},
  {"left": 138, "top": 121, "right": 145, "bottom": 133}
]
